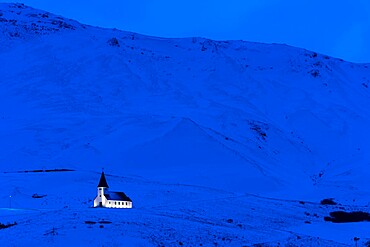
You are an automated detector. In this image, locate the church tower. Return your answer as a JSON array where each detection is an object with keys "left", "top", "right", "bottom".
[{"left": 94, "top": 171, "right": 109, "bottom": 207}]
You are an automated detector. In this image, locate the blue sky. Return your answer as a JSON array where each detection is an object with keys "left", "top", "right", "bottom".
[{"left": 17, "top": 0, "right": 370, "bottom": 63}]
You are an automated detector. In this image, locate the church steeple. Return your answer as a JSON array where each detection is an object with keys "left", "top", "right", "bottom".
[{"left": 97, "top": 171, "right": 109, "bottom": 188}]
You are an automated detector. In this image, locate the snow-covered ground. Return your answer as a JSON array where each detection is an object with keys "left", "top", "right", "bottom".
[
  {"left": 0, "top": 170, "right": 368, "bottom": 246},
  {"left": 0, "top": 3, "right": 369, "bottom": 246}
]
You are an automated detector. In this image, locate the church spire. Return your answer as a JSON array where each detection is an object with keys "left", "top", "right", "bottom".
[{"left": 97, "top": 171, "right": 109, "bottom": 188}]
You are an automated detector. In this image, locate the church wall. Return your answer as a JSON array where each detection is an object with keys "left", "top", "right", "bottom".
[{"left": 105, "top": 200, "right": 132, "bottom": 208}]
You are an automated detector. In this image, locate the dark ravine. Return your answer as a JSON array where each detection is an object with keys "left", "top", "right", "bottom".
[{"left": 4, "top": 169, "right": 75, "bottom": 173}]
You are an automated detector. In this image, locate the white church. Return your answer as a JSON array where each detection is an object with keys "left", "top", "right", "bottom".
[{"left": 93, "top": 171, "right": 132, "bottom": 208}]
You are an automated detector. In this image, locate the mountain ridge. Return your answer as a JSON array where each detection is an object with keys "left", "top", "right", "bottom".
[{"left": 0, "top": 3, "right": 369, "bottom": 201}]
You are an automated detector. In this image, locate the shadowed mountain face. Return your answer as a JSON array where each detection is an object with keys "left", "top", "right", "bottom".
[{"left": 0, "top": 3, "right": 369, "bottom": 198}]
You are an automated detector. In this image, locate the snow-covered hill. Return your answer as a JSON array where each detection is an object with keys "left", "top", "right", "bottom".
[
  {"left": 1, "top": 2, "right": 370, "bottom": 197},
  {"left": 0, "top": 3, "right": 369, "bottom": 246}
]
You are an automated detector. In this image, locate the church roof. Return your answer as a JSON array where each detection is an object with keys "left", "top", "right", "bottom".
[
  {"left": 97, "top": 172, "right": 109, "bottom": 188},
  {"left": 105, "top": 192, "right": 132, "bottom": 202}
]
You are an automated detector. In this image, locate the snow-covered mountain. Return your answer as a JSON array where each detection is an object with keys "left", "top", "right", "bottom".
[
  {"left": 0, "top": 3, "right": 370, "bottom": 246},
  {"left": 1, "top": 3, "right": 369, "bottom": 198}
]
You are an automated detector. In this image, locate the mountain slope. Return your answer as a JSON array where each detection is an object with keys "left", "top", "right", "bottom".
[{"left": 0, "top": 3, "right": 369, "bottom": 201}]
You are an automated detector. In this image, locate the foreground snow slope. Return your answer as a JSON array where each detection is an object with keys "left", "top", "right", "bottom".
[
  {"left": 0, "top": 3, "right": 369, "bottom": 200},
  {"left": 0, "top": 170, "right": 368, "bottom": 246}
]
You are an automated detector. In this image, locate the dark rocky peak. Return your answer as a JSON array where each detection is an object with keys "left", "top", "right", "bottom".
[{"left": 0, "top": 3, "right": 85, "bottom": 39}]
